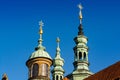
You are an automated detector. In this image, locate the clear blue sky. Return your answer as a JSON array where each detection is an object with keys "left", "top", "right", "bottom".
[{"left": 0, "top": 0, "right": 120, "bottom": 80}]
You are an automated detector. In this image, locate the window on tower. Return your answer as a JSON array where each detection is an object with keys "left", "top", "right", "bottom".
[
  {"left": 41, "top": 64, "right": 48, "bottom": 76},
  {"left": 84, "top": 52, "right": 86, "bottom": 59},
  {"left": 79, "top": 52, "right": 82, "bottom": 60},
  {"left": 56, "top": 75, "right": 59, "bottom": 80},
  {"left": 32, "top": 63, "right": 39, "bottom": 77},
  {"left": 60, "top": 76, "right": 62, "bottom": 80}
]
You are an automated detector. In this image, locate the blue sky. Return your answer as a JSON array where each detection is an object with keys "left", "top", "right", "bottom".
[{"left": 0, "top": 0, "right": 120, "bottom": 80}]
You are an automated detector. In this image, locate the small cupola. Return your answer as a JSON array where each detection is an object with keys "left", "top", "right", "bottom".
[
  {"left": 26, "top": 20, "right": 52, "bottom": 80},
  {"left": 52, "top": 37, "right": 64, "bottom": 80}
]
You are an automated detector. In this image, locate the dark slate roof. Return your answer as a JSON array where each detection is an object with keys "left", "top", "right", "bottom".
[{"left": 84, "top": 61, "right": 120, "bottom": 80}]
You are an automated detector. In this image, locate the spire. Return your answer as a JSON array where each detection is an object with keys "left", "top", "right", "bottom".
[
  {"left": 56, "top": 37, "right": 60, "bottom": 54},
  {"left": 29, "top": 20, "right": 52, "bottom": 59},
  {"left": 26, "top": 21, "right": 52, "bottom": 80},
  {"left": 78, "top": 4, "right": 84, "bottom": 35},
  {"left": 78, "top": 4, "right": 83, "bottom": 24},
  {"left": 55, "top": 37, "right": 62, "bottom": 59},
  {"left": 35, "top": 20, "right": 45, "bottom": 50},
  {"left": 39, "top": 20, "right": 44, "bottom": 46},
  {"left": 51, "top": 37, "right": 64, "bottom": 80},
  {"left": 71, "top": 4, "right": 93, "bottom": 80}
]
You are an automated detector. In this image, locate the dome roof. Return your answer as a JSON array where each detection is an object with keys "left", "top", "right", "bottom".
[
  {"left": 29, "top": 21, "right": 52, "bottom": 59},
  {"left": 29, "top": 46, "right": 52, "bottom": 60},
  {"left": 28, "top": 20, "right": 52, "bottom": 60}
]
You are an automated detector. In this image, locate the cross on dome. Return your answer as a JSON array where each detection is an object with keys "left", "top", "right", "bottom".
[
  {"left": 39, "top": 20, "right": 44, "bottom": 27},
  {"left": 78, "top": 4, "right": 83, "bottom": 10},
  {"left": 78, "top": 4, "right": 83, "bottom": 24}
]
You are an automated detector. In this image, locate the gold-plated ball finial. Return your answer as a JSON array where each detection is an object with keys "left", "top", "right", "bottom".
[
  {"left": 39, "top": 20, "right": 44, "bottom": 34},
  {"left": 38, "top": 20, "right": 44, "bottom": 46}
]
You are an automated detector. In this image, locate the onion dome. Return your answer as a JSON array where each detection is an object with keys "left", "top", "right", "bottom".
[
  {"left": 53, "top": 37, "right": 64, "bottom": 66},
  {"left": 52, "top": 37, "right": 64, "bottom": 72}
]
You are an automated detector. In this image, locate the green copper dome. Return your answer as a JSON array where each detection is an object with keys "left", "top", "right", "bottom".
[
  {"left": 51, "top": 37, "right": 65, "bottom": 80},
  {"left": 28, "top": 20, "right": 52, "bottom": 60},
  {"left": 29, "top": 48, "right": 52, "bottom": 59},
  {"left": 53, "top": 66, "right": 64, "bottom": 72}
]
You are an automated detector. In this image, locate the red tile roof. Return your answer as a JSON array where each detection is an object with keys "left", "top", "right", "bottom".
[
  {"left": 84, "top": 61, "right": 120, "bottom": 80},
  {"left": 63, "top": 77, "right": 69, "bottom": 80}
]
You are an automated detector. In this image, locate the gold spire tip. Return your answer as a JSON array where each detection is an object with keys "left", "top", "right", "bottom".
[{"left": 39, "top": 20, "right": 44, "bottom": 34}]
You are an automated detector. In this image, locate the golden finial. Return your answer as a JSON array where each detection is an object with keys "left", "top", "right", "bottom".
[
  {"left": 78, "top": 4, "right": 83, "bottom": 24},
  {"left": 38, "top": 20, "right": 44, "bottom": 46},
  {"left": 39, "top": 20, "right": 44, "bottom": 34}
]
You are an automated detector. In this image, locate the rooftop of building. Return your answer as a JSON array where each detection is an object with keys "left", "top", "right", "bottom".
[{"left": 84, "top": 61, "right": 120, "bottom": 80}]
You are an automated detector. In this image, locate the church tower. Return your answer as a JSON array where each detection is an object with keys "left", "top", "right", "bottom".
[
  {"left": 26, "top": 21, "right": 52, "bottom": 80},
  {"left": 67, "top": 4, "right": 92, "bottom": 80},
  {"left": 51, "top": 37, "right": 64, "bottom": 80}
]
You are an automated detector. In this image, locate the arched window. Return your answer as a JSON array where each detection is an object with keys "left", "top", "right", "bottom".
[
  {"left": 32, "top": 63, "right": 39, "bottom": 77},
  {"left": 56, "top": 75, "right": 59, "bottom": 80},
  {"left": 84, "top": 52, "right": 86, "bottom": 59},
  {"left": 41, "top": 64, "right": 48, "bottom": 76},
  {"left": 60, "top": 76, "right": 62, "bottom": 80},
  {"left": 79, "top": 52, "right": 82, "bottom": 60}
]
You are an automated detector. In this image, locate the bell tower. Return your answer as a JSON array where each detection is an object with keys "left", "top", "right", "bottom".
[
  {"left": 26, "top": 21, "right": 52, "bottom": 80},
  {"left": 67, "top": 4, "right": 92, "bottom": 80},
  {"left": 51, "top": 37, "right": 64, "bottom": 80},
  {"left": 73, "top": 4, "right": 89, "bottom": 70},
  {"left": 72, "top": 4, "right": 92, "bottom": 80}
]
